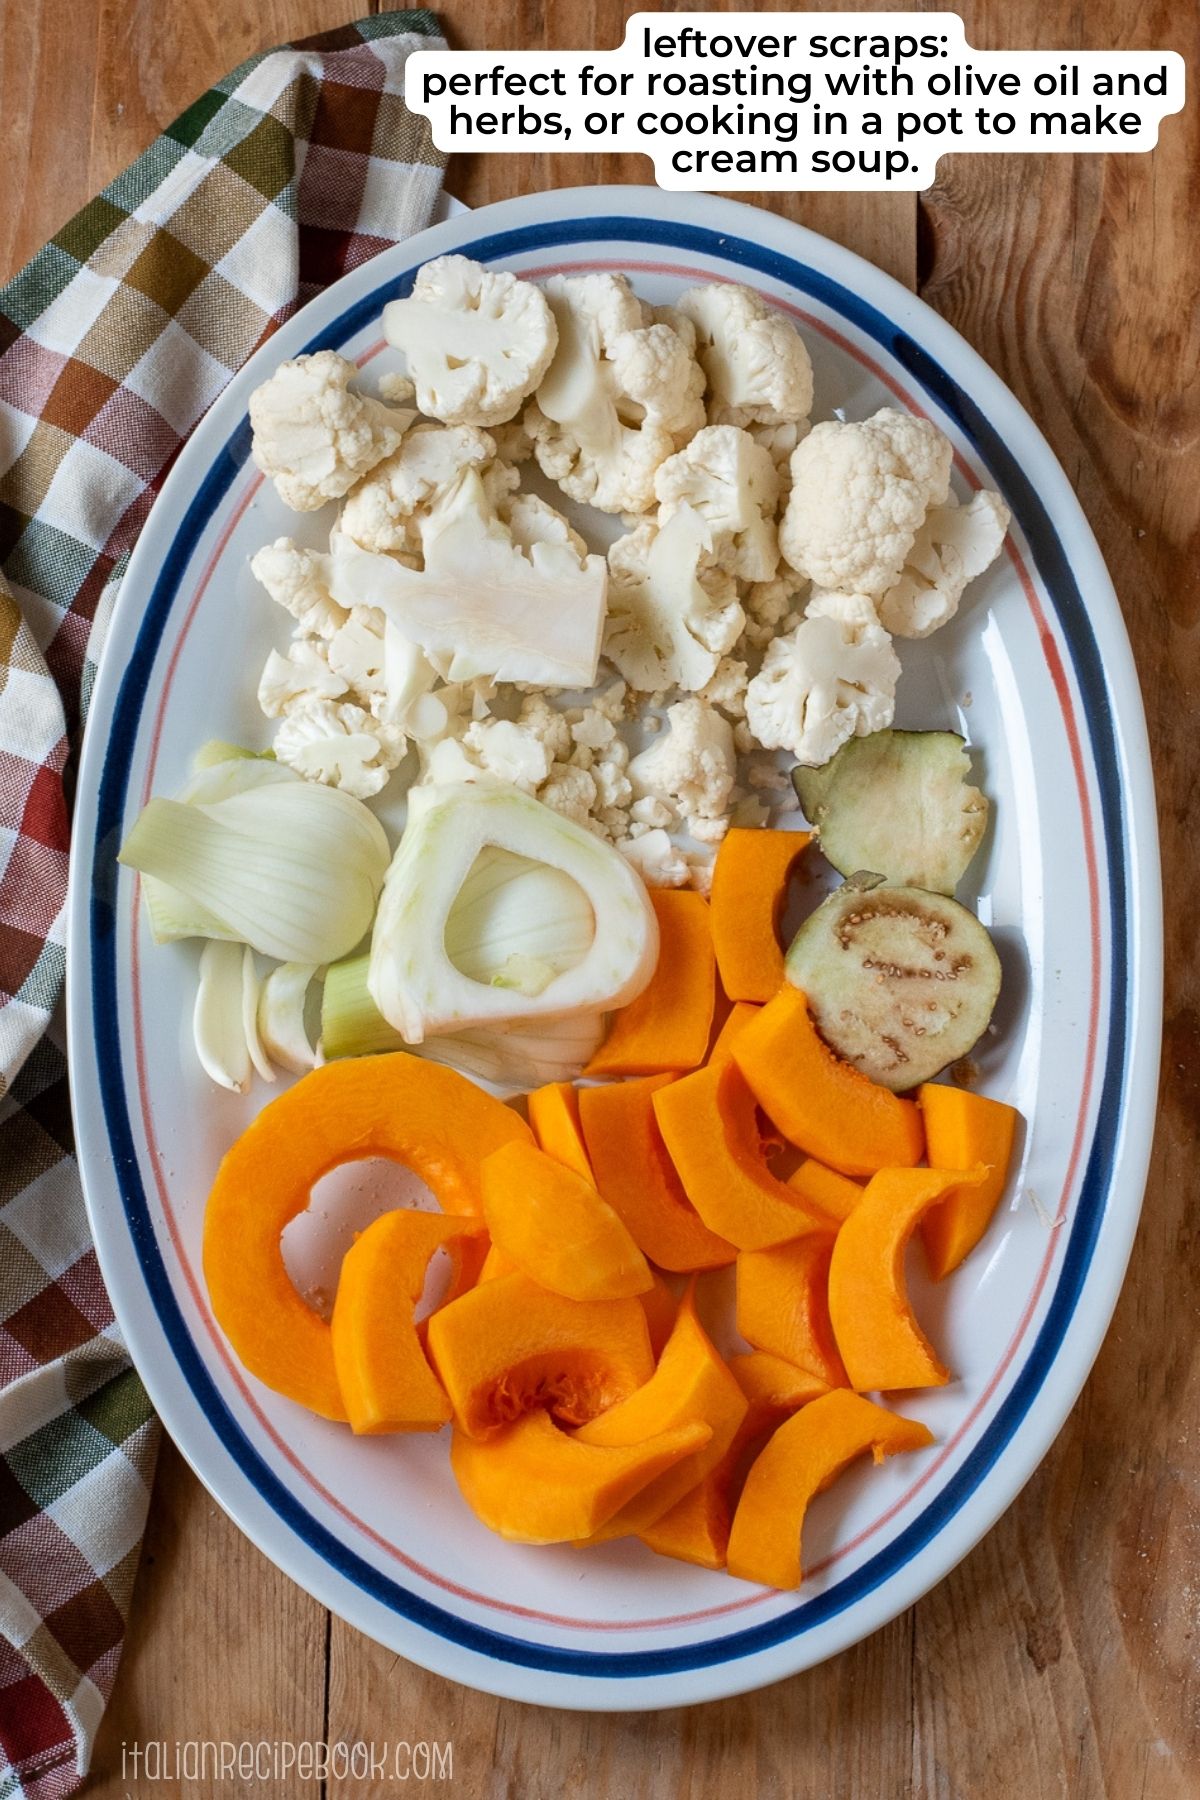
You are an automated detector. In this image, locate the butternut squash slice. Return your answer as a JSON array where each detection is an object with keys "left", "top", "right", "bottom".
[
  {"left": 586, "top": 890, "right": 716, "bottom": 1076},
  {"left": 736, "top": 1238, "right": 848, "bottom": 1389},
  {"left": 918, "top": 1084, "right": 1020, "bottom": 1279},
  {"left": 477, "top": 1244, "right": 518, "bottom": 1284},
  {"left": 203, "top": 1055, "right": 531, "bottom": 1419},
  {"left": 640, "top": 1270, "right": 679, "bottom": 1359},
  {"left": 726, "top": 1389, "right": 934, "bottom": 1589},
  {"left": 653, "top": 1059, "right": 834, "bottom": 1251},
  {"left": 425, "top": 1271, "right": 653, "bottom": 1438},
  {"left": 575, "top": 1286, "right": 748, "bottom": 1541},
  {"left": 707, "top": 1000, "right": 762, "bottom": 1067},
  {"left": 526, "top": 1081, "right": 594, "bottom": 1184},
  {"left": 732, "top": 985, "right": 925, "bottom": 1177},
  {"left": 480, "top": 1138, "right": 651, "bottom": 1300},
  {"left": 331, "top": 1210, "right": 486, "bottom": 1434},
  {"left": 710, "top": 827, "right": 811, "bottom": 1002},
  {"left": 787, "top": 1158, "right": 863, "bottom": 1225},
  {"left": 578, "top": 1075, "right": 735, "bottom": 1272},
  {"left": 828, "top": 1164, "right": 988, "bottom": 1392},
  {"left": 639, "top": 1352, "right": 826, "bottom": 1571},
  {"left": 451, "top": 1410, "right": 711, "bottom": 1545}
]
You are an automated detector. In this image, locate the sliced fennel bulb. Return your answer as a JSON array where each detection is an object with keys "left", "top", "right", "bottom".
[
  {"left": 443, "top": 847, "right": 594, "bottom": 992},
  {"left": 322, "top": 954, "right": 603, "bottom": 1089},
  {"left": 258, "top": 962, "right": 321, "bottom": 1073},
  {"left": 368, "top": 783, "right": 657, "bottom": 1043},
  {"left": 120, "top": 770, "right": 390, "bottom": 963}
]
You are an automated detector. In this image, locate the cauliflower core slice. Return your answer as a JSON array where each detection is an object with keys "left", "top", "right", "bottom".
[
  {"left": 744, "top": 600, "right": 900, "bottom": 768},
  {"left": 528, "top": 272, "right": 705, "bottom": 514},
  {"left": 655, "top": 425, "right": 781, "bottom": 583},
  {"left": 781, "top": 408, "right": 953, "bottom": 597},
  {"left": 383, "top": 255, "right": 557, "bottom": 428},
  {"left": 678, "top": 283, "right": 814, "bottom": 429},
  {"left": 249, "top": 351, "right": 414, "bottom": 512},
  {"left": 877, "top": 489, "right": 1011, "bottom": 639},
  {"left": 628, "top": 697, "right": 736, "bottom": 837},
  {"left": 329, "top": 469, "right": 607, "bottom": 688},
  {"left": 604, "top": 507, "right": 744, "bottom": 694}
]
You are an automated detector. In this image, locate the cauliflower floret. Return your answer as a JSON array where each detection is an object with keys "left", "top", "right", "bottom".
[
  {"left": 382, "top": 256, "right": 557, "bottom": 427},
  {"left": 616, "top": 828, "right": 690, "bottom": 888},
  {"left": 249, "top": 351, "right": 413, "bottom": 511},
  {"left": 327, "top": 607, "right": 387, "bottom": 699},
  {"left": 570, "top": 706, "right": 617, "bottom": 754},
  {"left": 490, "top": 416, "right": 535, "bottom": 464},
  {"left": 378, "top": 371, "right": 416, "bottom": 406},
  {"left": 628, "top": 696, "right": 736, "bottom": 838},
  {"left": 604, "top": 508, "right": 744, "bottom": 694},
  {"left": 526, "top": 273, "right": 705, "bottom": 514},
  {"left": 678, "top": 284, "right": 814, "bottom": 429},
  {"left": 630, "top": 794, "right": 674, "bottom": 831},
  {"left": 781, "top": 408, "right": 953, "bottom": 597},
  {"left": 462, "top": 717, "right": 556, "bottom": 791},
  {"left": 330, "top": 469, "right": 607, "bottom": 688},
  {"left": 257, "top": 639, "right": 348, "bottom": 718},
  {"left": 538, "top": 762, "right": 598, "bottom": 829},
  {"left": 593, "top": 737, "right": 633, "bottom": 814},
  {"left": 700, "top": 656, "right": 750, "bottom": 719},
  {"left": 655, "top": 426, "right": 780, "bottom": 583},
  {"left": 338, "top": 424, "right": 496, "bottom": 556},
  {"left": 273, "top": 698, "right": 401, "bottom": 799},
  {"left": 251, "top": 539, "right": 348, "bottom": 639},
  {"left": 747, "top": 417, "right": 808, "bottom": 477},
  {"left": 744, "top": 606, "right": 900, "bottom": 768},
  {"left": 877, "top": 489, "right": 1010, "bottom": 638}
]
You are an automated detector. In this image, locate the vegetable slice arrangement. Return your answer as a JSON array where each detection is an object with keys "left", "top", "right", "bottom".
[{"left": 119, "top": 255, "right": 1027, "bottom": 1591}]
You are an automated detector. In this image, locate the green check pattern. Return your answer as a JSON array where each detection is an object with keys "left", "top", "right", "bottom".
[{"left": 0, "top": 16, "right": 445, "bottom": 1794}]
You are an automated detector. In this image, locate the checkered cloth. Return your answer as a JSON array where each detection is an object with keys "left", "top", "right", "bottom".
[{"left": 0, "top": 15, "right": 445, "bottom": 1794}]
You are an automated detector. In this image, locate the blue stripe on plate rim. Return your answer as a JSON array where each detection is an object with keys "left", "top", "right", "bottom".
[{"left": 89, "top": 215, "right": 1129, "bottom": 1679}]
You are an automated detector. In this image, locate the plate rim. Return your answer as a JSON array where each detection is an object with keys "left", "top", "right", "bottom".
[{"left": 65, "top": 184, "right": 1163, "bottom": 1710}]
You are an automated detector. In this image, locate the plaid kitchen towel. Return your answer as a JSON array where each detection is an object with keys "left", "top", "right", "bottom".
[{"left": 0, "top": 14, "right": 446, "bottom": 1794}]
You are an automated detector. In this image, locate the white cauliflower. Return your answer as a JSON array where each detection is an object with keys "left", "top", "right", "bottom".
[
  {"left": 257, "top": 639, "right": 348, "bottom": 717},
  {"left": 249, "top": 351, "right": 413, "bottom": 511},
  {"left": 251, "top": 539, "right": 347, "bottom": 639},
  {"left": 678, "top": 284, "right": 813, "bottom": 429},
  {"left": 273, "top": 698, "right": 401, "bottom": 799},
  {"left": 330, "top": 469, "right": 607, "bottom": 688},
  {"left": 462, "top": 717, "right": 556, "bottom": 791},
  {"left": 616, "top": 828, "right": 690, "bottom": 888},
  {"left": 326, "top": 607, "right": 387, "bottom": 700},
  {"left": 517, "top": 691, "right": 573, "bottom": 763},
  {"left": 338, "top": 424, "right": 496, "bottom": 556},
  {"left": 538, "top": 762, "right": 599, "bottom": 829},
  {"left": 700, "top": 656, "right": 749, "bottom": 719},
  {"left": 655, "top": 426, "right": 780, "bottom": 583},
  {"left": 382, "top": 256, "right": 557, "bottom": 427},
  {"left": 739, "top": 573, "right": 809, "bottom": 651},
  {"left": 628, "top": 697, "right": 736, "bottom": 837},
  {"left": 604, "top": 507, "right": 744, "bottom": 694},
  {"left": 877, "top": 489, "right": 1010, "bottom": 639},
  {"left": 744, "top": 603, "right": 901, "bottom": 768},
  {"left": 781, "top": 408, "right": 953, "bottom": 597},
  {"left": 526, "top": 273, "right": 705, "bottom": 514}
]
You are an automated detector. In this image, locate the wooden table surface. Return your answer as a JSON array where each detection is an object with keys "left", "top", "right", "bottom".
[{"left": 4, "top": 1, "right": 1195, "bottom": 1794}]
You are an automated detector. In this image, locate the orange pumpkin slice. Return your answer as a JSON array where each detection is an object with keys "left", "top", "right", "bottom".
[
  {"left": 331, "top": 1210, "right": 486, "bottom": 1434},
  {"left": 578, "top": 1075, "right": 735, "bottom": 1272},
  {"left": 640, "top": 1352, "right": 826, "bottom": 1571},
  {"left": 480, "top": 1138, "right": 651, "bottom": 1300},
  {"left": 736, "top": 1237, "right": 848, "bottom": 1389},
  {"left": 710, "top": 827, "right": 811, "bottom": 1002},
  {"left": 918, "top": 1084, "right": 1020, "bottom": 1279},
  {"left": 640, "top": 1270, "right": 679, "bottom": 1359},
  {"left": 707, "top": 1000, "right": 762, "bottom": 1067},
  {"left": 586, "top": 890, "right": 716, "bottom": 1076},
  {"left": 451, "top": 1411, "right": 711, "bottom": 1544},
  {"left": 654, "top": 1059, "right": 834, "bottom": 1251},
  {"left": 727, "top": 1389, "right": 934, "bottom": 1588},
  {"left": 828, "top": 1164, "right": 988, "bottom": 1392},
  {"left": 526, "top": 1081, "right": 594, "bottom": 1183},
  {"left": 787, "top": 1158, "right": 863, "bottom": 1225},
  {"left": 203, "top": 1056, "right": 531, "bottom": 1420},
  {"left": 425, "top": 1271, "right": 653, "bottom": 1438},
  {"left": 477, "top": 1244, "right": 518, "bottom": 1284},
  {"left": 733, "top": 985, "right": 925, "bottom": 1177},
  {"left": 575, "top": 1286, "right": 748, "bottom": 1540}
]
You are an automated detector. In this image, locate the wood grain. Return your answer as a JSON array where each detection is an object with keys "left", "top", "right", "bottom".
[{"left": 1, "top": 0, "right": 1193, "bottom": 1793}]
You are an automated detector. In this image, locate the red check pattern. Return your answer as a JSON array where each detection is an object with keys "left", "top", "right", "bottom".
[{"left": 0, "top": 16, "right": 445, "bottom": 1794}]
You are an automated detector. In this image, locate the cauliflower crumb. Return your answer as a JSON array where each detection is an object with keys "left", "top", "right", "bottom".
[
  {"left": 249, "top": 351, "right": 413, "bottom": 511},
  {"left": 616, "top": 828, "right": 691, "bottom": 888},
  {"left": 517, "top": 691, "right": 573, "bottom": 762},
  {"left": 780, "top": 408, "right": 953, "bottom": 597},
  {"left": 538, "top": 761, "right": 599, "bottom": 828}
]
